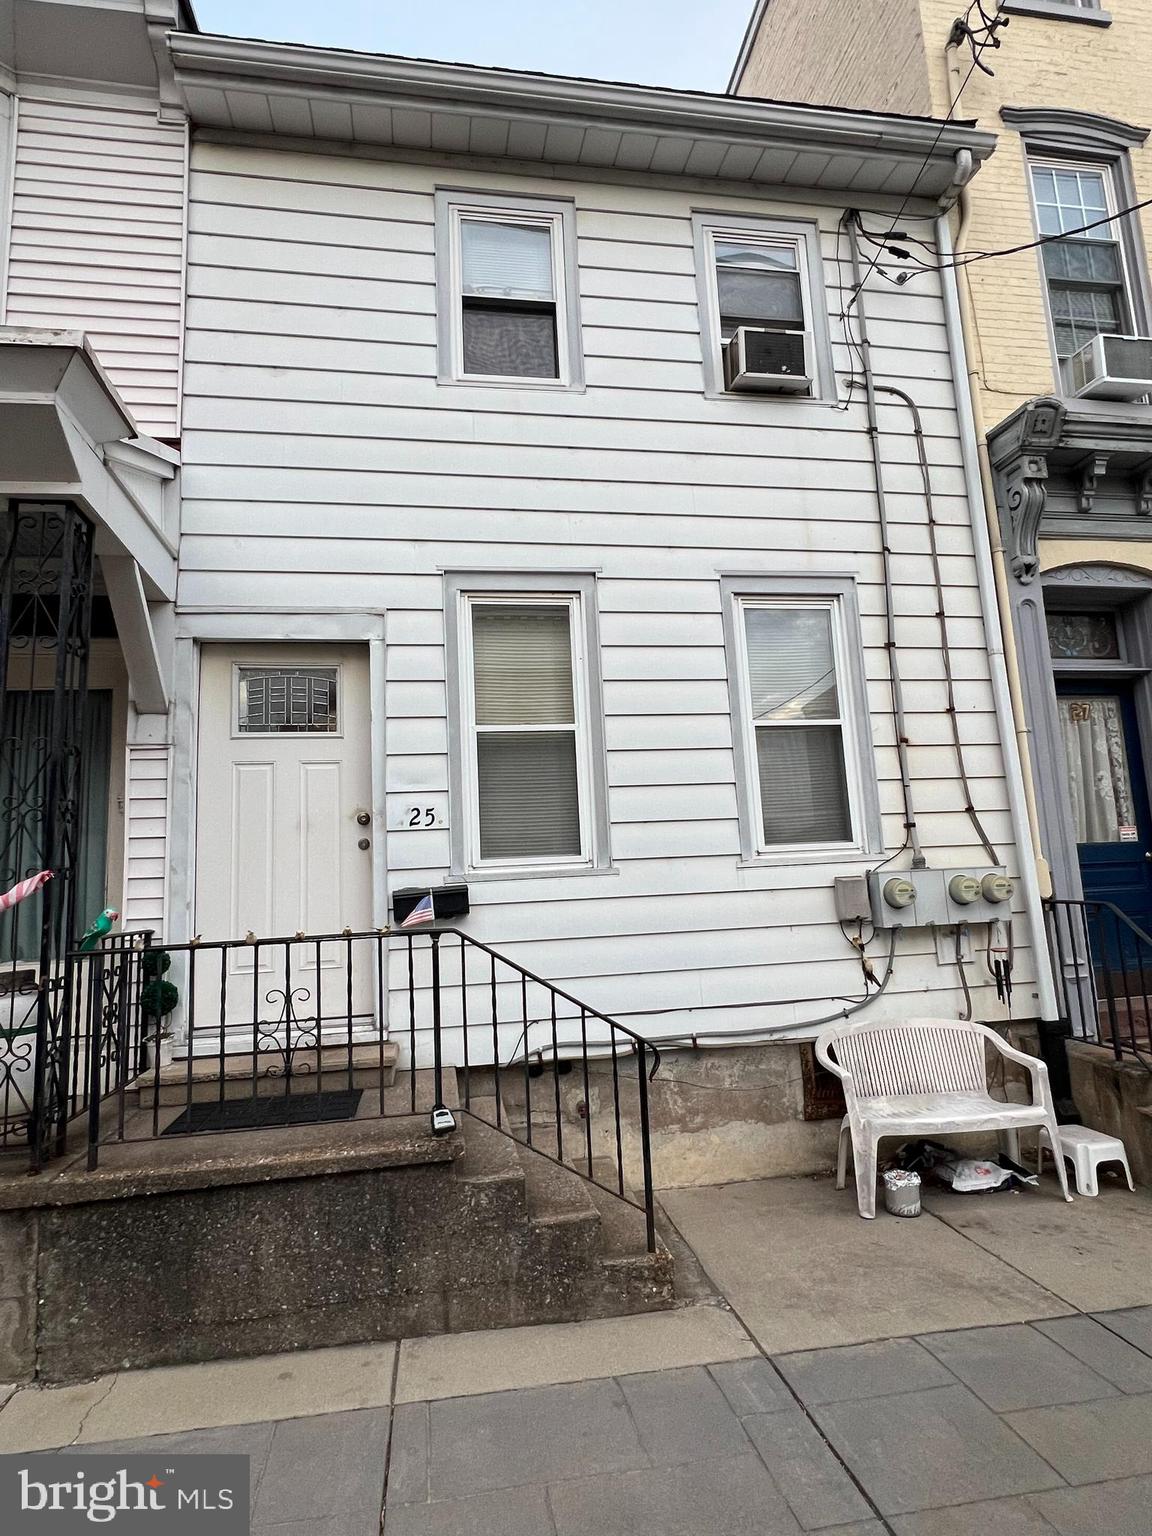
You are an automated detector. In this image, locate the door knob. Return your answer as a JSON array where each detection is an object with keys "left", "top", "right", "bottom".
[
  {"left": 357, "top": 837, "right": 371, "bottom": 851},
  {"left": 1145, "top": 852, "right": 1152, "bottom": 862},
  {"left": 356, "top": 811, "right": 371, "bottom": 826}
]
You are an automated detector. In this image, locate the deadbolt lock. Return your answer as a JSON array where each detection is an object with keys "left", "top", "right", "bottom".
[{"left": 356, "top": 811, "right": 371, "bottom": 826}]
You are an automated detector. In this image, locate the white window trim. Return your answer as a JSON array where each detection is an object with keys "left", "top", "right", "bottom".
[
  {"left": 435, "top": 189, "right": 584, "bottom": 391},
  {"left": 721, "top": 575, "right": 882, "bottom": 864},
  {"left": 692, "top": 211, "right": 834, "bottom": 402},
  {"left": 445, "top": 573, "right": 611, "bottom": 879},
  {"left": 1027, "top": 156, "right": 1138, "bottom": 383}
]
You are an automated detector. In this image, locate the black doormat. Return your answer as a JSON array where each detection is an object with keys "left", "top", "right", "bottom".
[{"left": 162, "top": 1088, "right": 363, "bottom": 1136}]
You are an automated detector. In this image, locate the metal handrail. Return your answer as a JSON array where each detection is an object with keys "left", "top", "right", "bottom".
[
  {"left": 65, "top": 925, "right": 661, "bottom": 1252},
  {"left": 1043, "top": 896, "right": 1152, "bottom": 1071}
]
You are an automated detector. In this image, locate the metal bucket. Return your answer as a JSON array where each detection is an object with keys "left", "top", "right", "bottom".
[{"left": 883, "top": 1168, "right": 922, "bottom": 1217}]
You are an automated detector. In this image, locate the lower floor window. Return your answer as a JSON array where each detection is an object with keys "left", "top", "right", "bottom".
[
  {"left": 735, "top": 595, "right": 861, "bottom": 852},
  {"left": 465, "top": 595, "right": 590, "bottom": 868}
]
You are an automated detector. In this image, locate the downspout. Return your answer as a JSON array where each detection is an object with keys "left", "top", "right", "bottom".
[
  {"left": 936, "top": 177, "right": 1059, "bottom": 1020},
  {"left": 943, "top": 43, "right": 1050, "bottom": 899}
]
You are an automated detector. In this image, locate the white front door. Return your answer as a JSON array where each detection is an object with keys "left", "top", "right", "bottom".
[{"left": 193, "top": 645, "right": 376, "bottom": 1042}]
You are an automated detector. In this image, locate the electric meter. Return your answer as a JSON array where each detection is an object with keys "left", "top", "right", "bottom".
[
  {"left": 948, "top": 873, "right": 982, "bottom": 906},
  {"left": 883, "top": 877, "right": 916, "bottom": 910},
  {"left": 981, "top": 872, "right": 1013, "bottom": 904}
]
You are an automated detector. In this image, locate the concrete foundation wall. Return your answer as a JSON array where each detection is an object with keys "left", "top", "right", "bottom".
[{"left": 1068, "top": 1041, "right": 1152, "bottom": 1185}]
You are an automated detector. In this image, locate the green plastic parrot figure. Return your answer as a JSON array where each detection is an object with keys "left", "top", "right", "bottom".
[{"left": 79, "top": 907, "right": 120, "bottom": 951}]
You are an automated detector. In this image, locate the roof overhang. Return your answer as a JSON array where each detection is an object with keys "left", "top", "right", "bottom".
[{"left": 168, "top": 32, "right": 996, "bottom": 198}]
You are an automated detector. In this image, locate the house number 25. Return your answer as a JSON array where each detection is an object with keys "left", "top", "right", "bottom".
[{"left": 408, "top": 807, "right": 436, "bottom": 827}]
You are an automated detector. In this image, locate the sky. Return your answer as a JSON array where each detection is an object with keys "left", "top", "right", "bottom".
[{"left": 190, "top": 1, "right": 755, "bottom": 93}]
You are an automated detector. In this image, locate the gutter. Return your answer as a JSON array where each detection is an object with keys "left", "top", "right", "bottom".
[
  {"left": 935, "top": 205, "right": 1059, "bottom": 1021},
  {"left": 167, "top": 33, "right": 997, "bottom": 172}
]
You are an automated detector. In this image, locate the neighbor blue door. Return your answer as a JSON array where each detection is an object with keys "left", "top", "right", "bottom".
[{"left": 1054, "top": 679, "right": 1152, "bottom": 938}]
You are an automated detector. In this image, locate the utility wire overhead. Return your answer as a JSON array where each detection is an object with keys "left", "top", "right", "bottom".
[{"left": 840, "top": 0, "right": 1007, "bottom": 318}]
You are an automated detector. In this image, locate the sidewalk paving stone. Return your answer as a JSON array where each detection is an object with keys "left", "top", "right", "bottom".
[
  {"left": 251, "top": 1409, "right": 389, "bottom": 1528},
  {"left": 889, "top": 1497, "right": 1059, "bottom": 1535},
  {"left": 1029, "top": 1472, "right": 1152, "bottom": 1536},
  {"left": 387, "top": 1402, "right": 429, "bottom": 1505},
  {"left": 546, "top": 1452, "right": 805, "bottom": 1536},
  {"left": 916, "top": 1324, "right": 1118, "bottom": 1411},
  {"left": 617, "top": 1366, "right": 751, "bottom": 1465},
  {"left": 741, "top": 1407, "right": 873, "bottom": 1530},
  {"left": 1092, "top": 1306, "right": 1152, "bottom": 1357},
  {"left": 425, "top": 1379, "right": 647, "bottom": 1498},
  {"left": 1005, "top": 1393, "right": 1152, "bottom": 1484},
  {"left": 63, "top": 1422, "right": 276, "bottom": 1517},
  {"left": 384, "top": 1484, "right": 555, "bottom": 1536},
  {"left": 708, "top": 1356, "right": 793, "bottom": 1416},
  {"left": 1033, "top": 1315, "right": 1152, "bottom": 1394},
  {"left": 776, "top": 1338, "right": 955, "bottom": 1405},
  {"left": 810, "top": 1384, "right": 1064, "bottom": 1515}
]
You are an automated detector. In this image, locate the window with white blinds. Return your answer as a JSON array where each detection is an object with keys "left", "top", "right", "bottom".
[
  {"left": 738, "top": 599, "right": 856, "bottom": 849},
  {"left": 466, "top": 598, "right": 588, "bottom": 865}
]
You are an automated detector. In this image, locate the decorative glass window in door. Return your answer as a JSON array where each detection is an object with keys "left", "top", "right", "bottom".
[
  {"left": 1046, "top": 610, "right": 1120, "bottom": 660},
  {"left": 236, "top": 667, "right": 339, "bottom": 734},
  {"left": 1057, "top": 695, "right": 1135, "bottom": 843}
]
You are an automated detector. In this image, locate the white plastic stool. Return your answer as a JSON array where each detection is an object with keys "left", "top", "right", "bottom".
[{"left": 1038, "top": 1124, "right": 1135, "bottom": 1197}]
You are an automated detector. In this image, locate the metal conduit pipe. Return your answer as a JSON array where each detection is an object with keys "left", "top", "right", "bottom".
[
  {"left": 934, "top": 208, "right": 1059, "bottom": 1020},
  {"left": 844, "top": 216, "right": 925, "bottom": 868}
]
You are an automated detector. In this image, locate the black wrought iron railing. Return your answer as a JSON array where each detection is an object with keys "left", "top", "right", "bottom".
[
  {"left": 1043, "top": 897, "right": 1152, "bottom": 1070},
  {"left": 59, "top": 927, "right": 657, "bottom": 1250}
]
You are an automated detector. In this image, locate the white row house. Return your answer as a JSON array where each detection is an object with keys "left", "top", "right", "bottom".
[{"left": 0, "top": 0, "right": 1055, "bottom": 1181}]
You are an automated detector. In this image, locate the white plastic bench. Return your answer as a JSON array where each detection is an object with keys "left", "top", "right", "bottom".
[{"left": 815, "top": 1018, "right": 1072, "bottom": 1219}]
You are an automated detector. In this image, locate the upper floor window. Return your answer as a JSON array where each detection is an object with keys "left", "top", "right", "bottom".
[
  {"left": 1029, "top": 161, "right": 1134, "bottom": 365},
  {"left": 1004, "top": 0, "right": 1110, "bottom": 23},
  {"left": 692, "top": 213, "right": 834, "bottom": 400},
  {"left": 435, "top": 191, "right": 583, "bottom": 389}
]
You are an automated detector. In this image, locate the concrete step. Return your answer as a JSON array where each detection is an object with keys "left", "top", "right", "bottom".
[{"left": 144, "top": 1041, "right": 399, "bottom": 1105}]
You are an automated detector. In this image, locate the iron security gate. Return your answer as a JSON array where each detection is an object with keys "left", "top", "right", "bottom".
[{"left": 0, "top": 500, "right": 97, "bottom": 1166}]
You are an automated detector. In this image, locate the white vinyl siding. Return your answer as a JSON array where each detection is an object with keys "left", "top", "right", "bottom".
[
  {"left": 5, "top": 97, "right": 187, "bottom": 438},
  {"left": 181, "top": 140, "right": 1032, "bottom": 1040}
]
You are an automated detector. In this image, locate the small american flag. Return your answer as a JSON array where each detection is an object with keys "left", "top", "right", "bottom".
[{"left": 400, "top": 892, "right": 435, "bottom": 928}]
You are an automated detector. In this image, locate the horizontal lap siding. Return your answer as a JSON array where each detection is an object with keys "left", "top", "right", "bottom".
[
  {"left": 183, "top": 142, "right": 1033, "bottom": 1037},
  {"left": 6, "top": 98, "right": 187, "bottom": 438}
]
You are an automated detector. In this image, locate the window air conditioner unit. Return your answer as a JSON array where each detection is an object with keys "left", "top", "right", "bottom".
[
  {"left": 1068, "top": 334, "right": 1152, "bottom": 401},
  {"left": 723, "top": 326, "right": 812, "bottom": 394}
]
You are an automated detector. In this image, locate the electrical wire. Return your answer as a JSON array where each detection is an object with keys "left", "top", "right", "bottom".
[
  {"left": 841, "top": 0, "right": 1006, "bottom": 318},
  {"left": 857, "top": 195, "right": 1152, "bottom": 282}
]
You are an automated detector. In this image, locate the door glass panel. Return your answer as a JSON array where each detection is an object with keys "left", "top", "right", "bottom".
[
  {"left": 236, "top": 667, "right": 339, "bottom": 734},
  {"left": 1046, "top": 611, "right": 1120, "bottom": 660},
  {"left": 1058, "top": 696, "right": 1136, "bottom": 843}
]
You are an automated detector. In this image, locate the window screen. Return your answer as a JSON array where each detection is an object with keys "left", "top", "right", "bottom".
[
  {"left": 714, "top": 239, "right": 805, "bottom": 342},
  {"left": 1031, "top": 164, "right": 1131, "bottom": 358},
  {"left": 743, "top": 604, "right": 852, "bottom": 846},
  {"left": 460, "top": 217, "right": 559, "bottom": 379},
  {"left": 470, "top": 603, "right": 582, "bottom": 862}
]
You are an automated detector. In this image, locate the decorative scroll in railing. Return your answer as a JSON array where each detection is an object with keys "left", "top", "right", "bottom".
[{"left": 1043, "top": 897, "right": 1152, "bottom": 1071}]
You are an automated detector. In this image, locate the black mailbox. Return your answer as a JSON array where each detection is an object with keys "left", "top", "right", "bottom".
[{"left": 391, "top": 883, "right": 470, "bottom": 926}]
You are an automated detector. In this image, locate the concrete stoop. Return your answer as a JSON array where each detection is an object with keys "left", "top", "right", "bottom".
[{"left": 0, "top": 1067, "right": 675, "bottom": 1385}]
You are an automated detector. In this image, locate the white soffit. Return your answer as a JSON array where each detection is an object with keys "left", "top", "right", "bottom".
[{"left": 168, "top": 34, "right": 996, "bottom": 196}]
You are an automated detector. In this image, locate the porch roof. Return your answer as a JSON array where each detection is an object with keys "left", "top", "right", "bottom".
[{"left": 0, "top": 328, "right": 179, "bottom": 713}]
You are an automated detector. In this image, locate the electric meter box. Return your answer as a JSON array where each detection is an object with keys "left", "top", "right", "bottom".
[{"left": 868, "top": 867, "right": 1014, "bottom": 928}]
